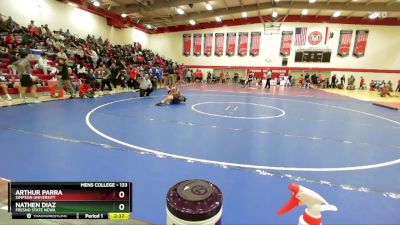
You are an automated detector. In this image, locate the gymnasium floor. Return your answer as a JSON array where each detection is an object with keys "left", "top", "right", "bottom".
[{"left": 0, "top": 85, "right": 400, "bottom": 224}]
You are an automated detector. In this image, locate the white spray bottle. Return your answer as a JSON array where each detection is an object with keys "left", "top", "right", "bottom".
[{"left": 277, "top": 183, "right": 337, "bottom": 225}]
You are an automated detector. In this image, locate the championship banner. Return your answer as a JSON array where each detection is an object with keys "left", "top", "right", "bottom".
[
  {"left": 214, "top": 33, "right": 224, "bottom": 57},
  {"left": 280, "top": 31, "right": 293, "bottom": 56},
  {"left": 337, "top": 30, "right": 353, "bottom": 57},
  {"left": 353, "top": 30, "right": 369, "bottom": 58},
  {"left": 183, "top": 34, "right": 192, "bottom": 56},
  {"left": 193, "top": 33, "right": 202, "bottom": 56},
  {"left": 203, "top": 33, "right": 213, "bottom": 56},
  {"left": 226, "top": 32, "right": 236, "bottom": 56},
  {"left": 237, "top": 32, "right": 249, "bottom": 56},
  {"left": 250, "top": 32, "right": 261, "bottom": 56}
]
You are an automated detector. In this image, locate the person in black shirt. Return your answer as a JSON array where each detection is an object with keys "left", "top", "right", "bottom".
[
  {"left": 331, "top": 74, "right": 337, "bottom": 88},
  {"left": 53, "top": 58, "right": 75, "bottom": 99}
]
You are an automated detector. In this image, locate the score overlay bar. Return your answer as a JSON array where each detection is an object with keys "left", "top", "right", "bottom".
[{"left": 8, "top": 182, "right": 132, "bottom": 219}]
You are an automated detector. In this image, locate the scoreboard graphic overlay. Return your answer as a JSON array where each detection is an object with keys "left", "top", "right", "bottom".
[{"left": 8, "top": 182, "right": 132, "bottom": 220}]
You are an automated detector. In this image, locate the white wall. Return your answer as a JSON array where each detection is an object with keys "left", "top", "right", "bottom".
[
  {"left": 109, "top": 26, "right": 149, "bottom": 48},
  {"left": 0, "top": 0, "right": 149, "bottom": 46},
  {"left": 149, "top": 22, "right": 400, "bottom": 72}
]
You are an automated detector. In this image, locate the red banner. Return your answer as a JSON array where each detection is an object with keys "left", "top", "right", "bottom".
[
  {"left": 214, "top": 33, "right": 224, "bottom": 57},
  {"left": 183, "top": 34, "right": 191, "bottom": 56},
  {"left": 250, "top": 32, "right": 261, "bottom": 56},
  {"left": 193, "top": 33, "right": 202, "bottom": 56},
  {"left": 226, "top": 32, "right": 236, "bottom": 56},
  {"left": 337, "top": 30, "right": 353, "bottom": 57},
  {"left": 246, "top": 69, "right": 288, "bottom": 79},
  {"left": 238, "top": 32, "right": 249, "bottom": 56},
  {"left": 280, "top": 31, "right": 293, "bottom": 56},
  {"left": 204, "top": 33, "right": 213, "bottom": 57},
  {"left": 353, "top": 30, "right": 369, "bottom": 58}
]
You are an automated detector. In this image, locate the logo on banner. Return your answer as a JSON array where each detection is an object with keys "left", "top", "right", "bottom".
[{"left": 308, "top": 31, "right": 323, "bottom": 45}]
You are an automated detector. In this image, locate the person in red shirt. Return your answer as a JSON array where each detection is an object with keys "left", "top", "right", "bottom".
[
  {"left": 177, "top": 69, "right": 184, "bottom": 85},
  {"left": 219, "top": 71, "right": 225, "bottom": 84},
  {"left": 359, "top": 76, "right": 365, "bottom": 90},
  {"left": 127, "top": 67, "right": 139, "bottom": 89},
  {"left": 79, "top": 79, "right": 95, "bottom": 98},
  {"left": 136, "top": 54, "right": 143, "bottom": 64}
]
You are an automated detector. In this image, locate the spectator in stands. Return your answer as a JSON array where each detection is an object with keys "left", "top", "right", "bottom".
[
  {"left": 139, "top": 74, "right": 152, "bottom": 97},
  {"left": 34, "top": 53, "right": 56, "bottom": 75},
  {"left": 0, "top": 13, "right": 8, "bottom": 34},
  {"left": 52, "top": 58, "right": 75, "bottom": 99},
  {"left": 0, "top": 72, "right": 12, "bottom": 101},
  {"left": 57, "top": 49, "right": 67, "bottom": 60}
]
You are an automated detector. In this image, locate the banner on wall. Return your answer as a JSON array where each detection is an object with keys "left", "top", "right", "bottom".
[
  {"left": 203, "top": 33, "right": 213, "bottom": 56},
  {"left": 250, "top": 32, "right": 261, "bottom": 56},
  {"left": 193, "top": 33, "right": 202, "bottom": 56},
  {"left": 238, "top": 32, "right": 249, "bottom": 56},
  {"left": 295, "top": 27, "right": 307, "bottom": 46},
  {"left": 353, "top": 30, "right": 369, "bottom": 58},
  {"left": 183, "top": 34, "right": 191, "bottom": 56},
  {"left": 226, "top": 32, "right": 236, "bottom": 56},
  {"left": 337, "top": 30, "right": 353, "bottom": 57},
  {"left": 280, "top": 31, "right": 293, "bottom": 56},
  {"left": 214, "top": 33, "right": 224, "bottom": 57},
  {"left": 246, "top": 69, "right": 288, "bottom": 79}
]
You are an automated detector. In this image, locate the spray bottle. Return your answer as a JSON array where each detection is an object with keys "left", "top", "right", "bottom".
[{"left": 277, "top": 183, "right": 337, "bottom": 225}]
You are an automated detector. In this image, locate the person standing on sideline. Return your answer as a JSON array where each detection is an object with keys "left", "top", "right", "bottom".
[
  {"left": 185, "top": 69, "right": 192, "bottom": 84},
  {"left": 396, "top": 79, "right": 400, "bottom": 92},
  {"left": 139, "top": 74, "right": 152, "bottom": 97},
  {"left": 331, "top": 74, "right": 337, "bottom": 88},
  {"left": 233, "top": 72, "right": 239, "bottom": 85},
  {"left": 243, "top": 71, "right": 254, "bottom": 88},
  {"left": 166, "top": 64, "right": 175, "bottom": 87},
  {"left": 359, "top": 76, "right": 365, "bottom": 90},
  {"left": 340, "top": 75, "right": 346, "bottom": 85},
  {"left": 265, "top": 69, "right": 272, "bottom": 89},
  {"left": 52, "top": 58, "right": 75, "bottom": 99}
]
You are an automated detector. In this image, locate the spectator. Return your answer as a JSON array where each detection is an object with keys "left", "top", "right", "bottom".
[
  {"left": 34, "top": 53, "right": 56, "bottom": 75},
  {"left": 185, "top": 69, "right": 192, "bottom": 83},
  {"left": 79, "top": 79, "right": 95, "bottom": 98},
  {"left": 233, "top": 72, "right": 239, "bottom": 85},
  {"left": 340, "top": 75, "right": 345, "bottom": 85},
  {"left": 0, "top": 73, "right": 12, "bottom": 101},
  {"left": 139, "top": 74, "right": 152, "bottom": 97},
  {"left": 347, "top": 75, "right": 355, "bottom": 90},
  {"left": 57, "top": 49, "right": 67, "bottom": 60},
  {"left": 359, "top": 76, "right": 365, "bottom": 90},
  {"left": 396, "top": 79, "right": 400, "bottom": 92},
  {"left": 331, "top": 74, "right": 337, "bottom": 88}
]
